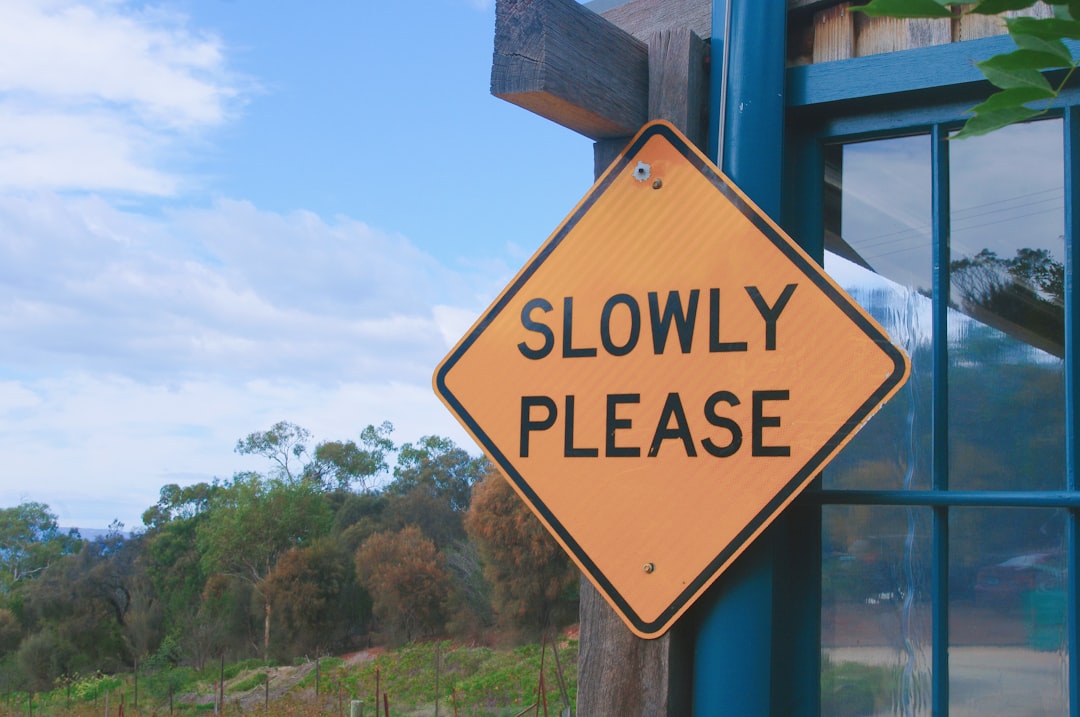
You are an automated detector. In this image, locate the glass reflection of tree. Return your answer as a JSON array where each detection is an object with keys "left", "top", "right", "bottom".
[{"left": 950, "top": 246, "right": 1064, "bottom": 357}]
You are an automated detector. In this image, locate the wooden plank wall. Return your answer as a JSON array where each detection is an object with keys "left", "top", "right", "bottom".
[{"left": 787, "top": 1, "right": 1053, "bottom": 66}]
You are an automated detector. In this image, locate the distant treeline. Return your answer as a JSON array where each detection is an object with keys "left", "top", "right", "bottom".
[{"left": 0, "top": 421, "right": 579, "bottom": 692}]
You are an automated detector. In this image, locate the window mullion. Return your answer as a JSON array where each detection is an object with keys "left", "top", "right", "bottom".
[
  {"left": 1064, "top": 105, "right": 1080, "bottom": 717},
  {"left": 931, "top": 122, "right": 951, "bottom": 716}
]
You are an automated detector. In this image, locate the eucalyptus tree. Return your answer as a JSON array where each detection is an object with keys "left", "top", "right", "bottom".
[
  {"left": 0, "top": 502, "right": 81, "bottom": 597},
  {"left": 196, "top": 472, "right": 332, "bottom": 658}
]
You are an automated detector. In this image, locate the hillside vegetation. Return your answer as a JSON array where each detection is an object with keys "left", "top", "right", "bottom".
[
  {"left": 0, "top": 638, "right": 578, "bottom": 717},
  {"left": 0, "top": 422, "right": 580, "bottom": 699}
]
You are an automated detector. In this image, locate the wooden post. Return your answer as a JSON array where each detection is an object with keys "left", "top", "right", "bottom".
[
  {"left": 492, "top": 2, "right": 708, "bottom": 714},
  {"left": 576, "top": 582, "right": 678, "bottom": 716}
]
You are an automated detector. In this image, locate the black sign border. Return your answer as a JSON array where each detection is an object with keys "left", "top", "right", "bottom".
[{"left": 434, "top": 121, "right": 909, "bottom": 636}]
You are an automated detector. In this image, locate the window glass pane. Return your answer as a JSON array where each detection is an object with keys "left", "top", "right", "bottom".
[
  {"left": 948, "top": 120, "right": 1066, "bottom": 491},
  {"left": 823, "top": 136, "right": 932, "bottom": 490},
  {"left": 950, "top": 507, "right": 1068, "bottom": 715},
  {"left": 822, "top": 505, "right": 932, "bottom": 715}
]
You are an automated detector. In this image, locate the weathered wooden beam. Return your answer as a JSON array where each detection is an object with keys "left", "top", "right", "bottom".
[
  {"left": 649, "top": 26, "right": 709, "bottom": 149},
  {"left": 590, "top": 26, "right": 708, "bottom": 172},
  {"left": 788, "top": 0, "right": 848, "bottom": 13},
  {"left": 812, "top": 2, "right": 854, "bottom": 64},
  {"left": 577, "top": 582, "right": 678, "bottom": 716},
  {"left": 492, "top": 4, "right": 707, "bottom": 715},
  {"left": 597, "top": 0, "right": 843, "bottom": 17},
  {"left": 597, "top": 0, "right": 711, "bottom": 41},
  {"left": 492, "top": 0, "right": 648, "bottom": 139},
  {"left": 581, "top": 21, "right": 706, "bottom": 717},
  {"left": 854, "top": 12, "right": 951, "bottom": 57}
]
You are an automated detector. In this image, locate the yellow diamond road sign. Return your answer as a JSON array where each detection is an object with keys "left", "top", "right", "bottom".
[{"left": 434, "top": 120, "right": 910, "bottom": 639}]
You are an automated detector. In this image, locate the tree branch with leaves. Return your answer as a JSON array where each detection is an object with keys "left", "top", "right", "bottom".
[{"left": 855, "top": 0, "right": 1080, "bottom": 136}]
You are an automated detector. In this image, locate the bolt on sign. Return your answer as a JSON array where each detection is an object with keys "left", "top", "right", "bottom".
[{"left": 434, "top": 120, "right": 910, "bottom": 639}]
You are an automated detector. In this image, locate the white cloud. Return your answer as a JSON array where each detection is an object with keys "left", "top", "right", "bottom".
[
  {"left": 0, "top": 1, "right": 494, "bottom": 529},
  {"left": 0, "top": 0, "right": 231, "bottom": 125},
  {"left": 0, "top": 373, "right": 473, "bottom": 530},
  {"left": 433, "top": 304, "right": 483, "bottom": 349},
  {"left": 0, "top": 194, "right": 487, "bottom": 383},
  {"left": 0, "top": 191, "right": 491, "bottom": 527},
  {"left": 0, "top": 0, "right": 241, "bottom": 195}
]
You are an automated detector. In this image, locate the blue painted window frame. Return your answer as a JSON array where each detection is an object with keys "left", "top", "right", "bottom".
[{"left": 784, "top": 37, "right": 1080, "bottom": 717}]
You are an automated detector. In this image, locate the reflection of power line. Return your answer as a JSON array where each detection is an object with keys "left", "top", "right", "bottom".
[
  {"left": 850, "top": 225, "right": 929, "bottom": 251},
  {"left": 850, "top": 186, "right": 1061, "bottom": 249},
  {"left": 952, "top": 203, "right": 1063, "bottom": 235},
  {"left": 862, "top": 241, "right": 929, "bottom": 263},
  {"left": 951, "top": 186, "right": 1061, "bottom": 218},
  {"left": 954, "top": 194, "right": 1061, "bottom": 221},
  {"left": 848, "top": 188, "right": 1062, "bottom": 264}
]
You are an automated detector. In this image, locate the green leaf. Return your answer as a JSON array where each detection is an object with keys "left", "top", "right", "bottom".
[
  {"left": 977, "top": 56, "right": 1055, "bottom": 90},
  {"left": 968, "top": 86, "right": 1056, "bottom": 113},
  {"left": 1021, "top": 0, "right": 1080, "bottom": 18},
  {"left": 1006, "top": 16, "right": 1080, "bottom": 40},
  {"left": 970, "top": 0, "right": 1039, "bottom": 13},
  {"left": 852, "top": 0, "right": 953, "bottom": 18},
  {"left": 953, "top": 106, "right": 1042, "bottom": 139},
  {"left": 979, "top": 47, "right": 1073, "bottom": 71},
  {"left": 1012, "top": 33, "right": 1074, "bottom": 64}
]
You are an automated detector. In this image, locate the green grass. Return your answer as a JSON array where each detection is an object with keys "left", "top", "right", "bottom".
[
  {"left": 329, "top": 640, "right": 576, "bottom": 717},
  {"left": 821, "top": 654, "right": 904, "bottom": 717},
  {"left": 0, "top": 637, "right": 578, "bottom": 717},
  {"left": 228, "top": 671, "right": 268, "bottom": 693}
]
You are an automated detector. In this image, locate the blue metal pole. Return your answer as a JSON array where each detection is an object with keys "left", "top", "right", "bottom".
[
  {"left": 692, "top": 0, "right": 789, "bottom": 714},
  {"left": 1063, "top": 105, "right": 1080, "bottom": 717},
  {"left": 716, "top": 0, "right": 786, "bottom": 216},
  {"left": 930, "top": 123, "right": 951, "bottom": 717}
]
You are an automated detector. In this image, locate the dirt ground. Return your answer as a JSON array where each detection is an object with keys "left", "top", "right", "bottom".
[{"left": 182, "top": 649, "right": 382, "bottom": 712}]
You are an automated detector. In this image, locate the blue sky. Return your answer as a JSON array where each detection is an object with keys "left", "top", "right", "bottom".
[{"left": 0, "top": 0, "right": 595, "bottom": 529}]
